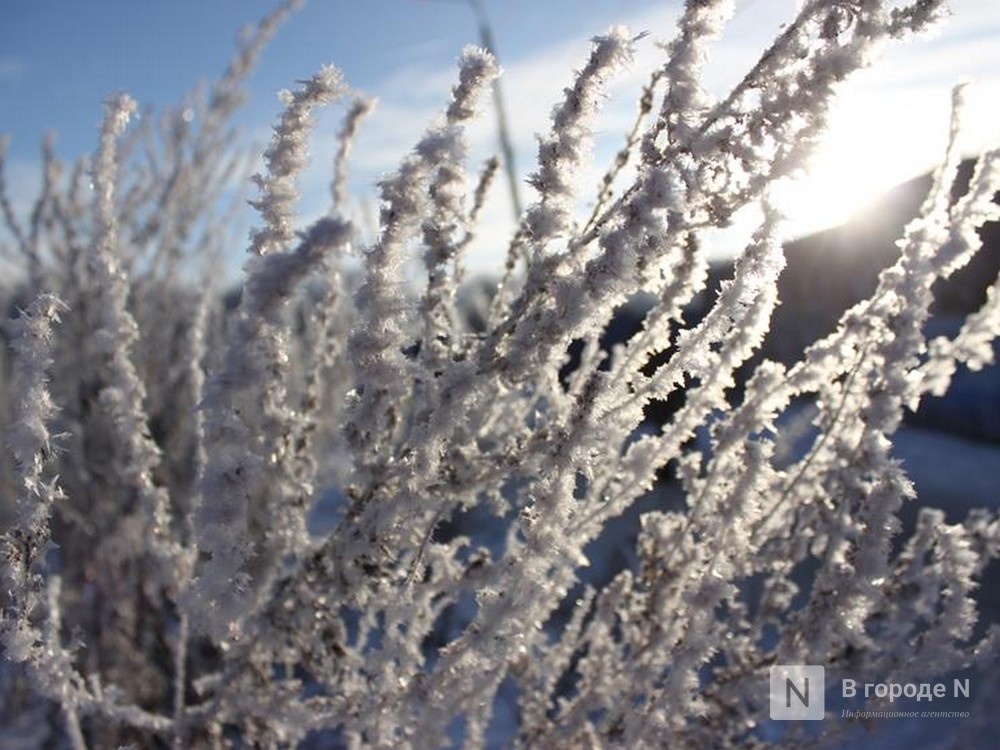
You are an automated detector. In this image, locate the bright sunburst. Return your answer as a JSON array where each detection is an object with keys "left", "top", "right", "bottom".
[{"left": 775, "top": 86, "right": 947, "bottom": 238}]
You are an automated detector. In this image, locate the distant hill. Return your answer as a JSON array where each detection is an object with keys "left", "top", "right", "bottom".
[{"left": 607, "top": 159, "right": 1000, "bottom": 442}]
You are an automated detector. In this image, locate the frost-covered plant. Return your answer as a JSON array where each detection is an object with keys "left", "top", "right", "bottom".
[{"left": 2, "top": 0, "right": 1000, "bottom": 748}]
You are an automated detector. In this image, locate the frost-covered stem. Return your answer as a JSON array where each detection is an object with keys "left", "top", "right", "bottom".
[
  {"left": 4, "top": 294, "right": 68, "bottom": 545},
  {"left": 922, "top": 147, "right": 1000, "bottom": 392},
  {"left": 248, "top": 65, "right": 347, "bottom": 256},
  {"left": 190, "top": 215, "right": 353, "bottom": 637},
  {"left": 331, "top": 97, "right": 375, "bottom": 212},
  {"left": 407, "top": 201, "right": 785, "bottom": 732},
  {"left": 742, "top": 89, "right": 985, "bottom": 674},
  {"left": 495, "top": 164, "right": 687, "bottom": 387},
  {"left": 188, "top": 286, "right": 212, "bottom": 505},
  {"left": 485, "top": 223, "right": 532, "bottom": 330},
  {"left": 124, "top": 8, "right": 274, "bottom": 281},
  {"left": 1, "top": 294, "right": 68, "bottom": 689},
  {"left": 173, "top": 293, "right": 206, "bottom": 736},
  {"left": 420, "top": 145, "right": 469, "bottom": 366},
  {"left": 613, "top": 231, "right": 704, "bottom": 387},
  {"left": 579, "top": 0, "right": 944, "bottom": 255},
  {"left": 583, "top": 68, "right": 663, "bottom": 236},
  {"left": 449, "top": 155, "right": 499, "bottom": 291},
  {"left": 488, "top": 27, "right": 635, "bottom": 333},
  {"left": 1, "top": 293, "right": 173, "bottom": 742},
  {"left": 93, "top": 96, "right": 138, "bottom": 251},
  {"left": 63, "top": 704, "right": 88, "bottom": 750},
  {"left": 648, "top": 0, "right": 807, "bottom": 163},
  {"left": 347, "top": 46, "right": 496, "bottom": 455},
  {"left": 929, "top": 272, "right": 1000, "bottom": 378},
  {"left": 420, "top": 119, "right": 480, "bottom": 365},
  {"left": 469, "top": 155, "right": 498, "bottom": 225},
  {"left": 578, "top": 205, "right": 783, "bottom": 536},
  {"left": 47, "top": 577, "right": 88, "bottom": 750},
  {"left": 750, "top": 348, "right": 867, "bottom": 538},
  {"left": 524, "top": 26, "right": 633, "bottom": 256},
  {"left": 203, "top": 0, "right": 302, "bottom": 133},
  {"left": 23, "top": 133, "right": 60, "bottom": 288},
  {"left": 757, "top": 123, "right": 969, "bottom": 537},
  {"left": 89, "top": 94, "right": 178, "bottom": 571},
  {"left": 48, "top": 155, "right": 89, "bottom": 268},
  {"left": 289, "top": 288, "right": 333, "bottom": 493},
  {"left": 647, "top": 0, "right": 734, "bottom": 155},
  {"left": 172, "top": 613, "right": 189, "bottom": 750},
  {"left": 187, "top": 64, "right": 348, "bottom": 637},
  {"left": 0, "top": 134, "right": 31, "bottom": 261},
  {"left": 921, "top": 83, "right": 968, "bottom": 219}
]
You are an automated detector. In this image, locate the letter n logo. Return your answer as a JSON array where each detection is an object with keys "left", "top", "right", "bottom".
[{"left": 770, "top": 665, "right": 825, "bottom": 720}]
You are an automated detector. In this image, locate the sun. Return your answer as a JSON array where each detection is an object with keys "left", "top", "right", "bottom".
[{"left": 773, "top": 86, "right": 949, "bottom": 239}]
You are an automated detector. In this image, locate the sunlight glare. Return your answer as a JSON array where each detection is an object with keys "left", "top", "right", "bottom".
[{"left": 774, "top": 88, "right": 942, "bottom": 238}]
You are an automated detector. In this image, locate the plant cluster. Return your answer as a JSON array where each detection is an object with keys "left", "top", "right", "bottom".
[{"left": 2, "top": 1, "right": 1000, "bottom": 747}]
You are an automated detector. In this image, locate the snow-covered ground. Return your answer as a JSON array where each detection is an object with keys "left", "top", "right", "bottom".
[{"left": 893, "top": 425, "right": 1000, "bottom": 517}]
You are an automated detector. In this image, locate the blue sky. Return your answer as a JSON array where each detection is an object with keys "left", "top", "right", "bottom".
[
  {"left": 1, "top": 0, "right": 659, "bottom": 157},
  {"left": 3, "top": 0, "right": 1000, "bottom": 272}
]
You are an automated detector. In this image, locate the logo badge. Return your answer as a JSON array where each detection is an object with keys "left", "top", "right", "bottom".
[{"left": 770, "top": 665, "right": 825, "bottom": 720}]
